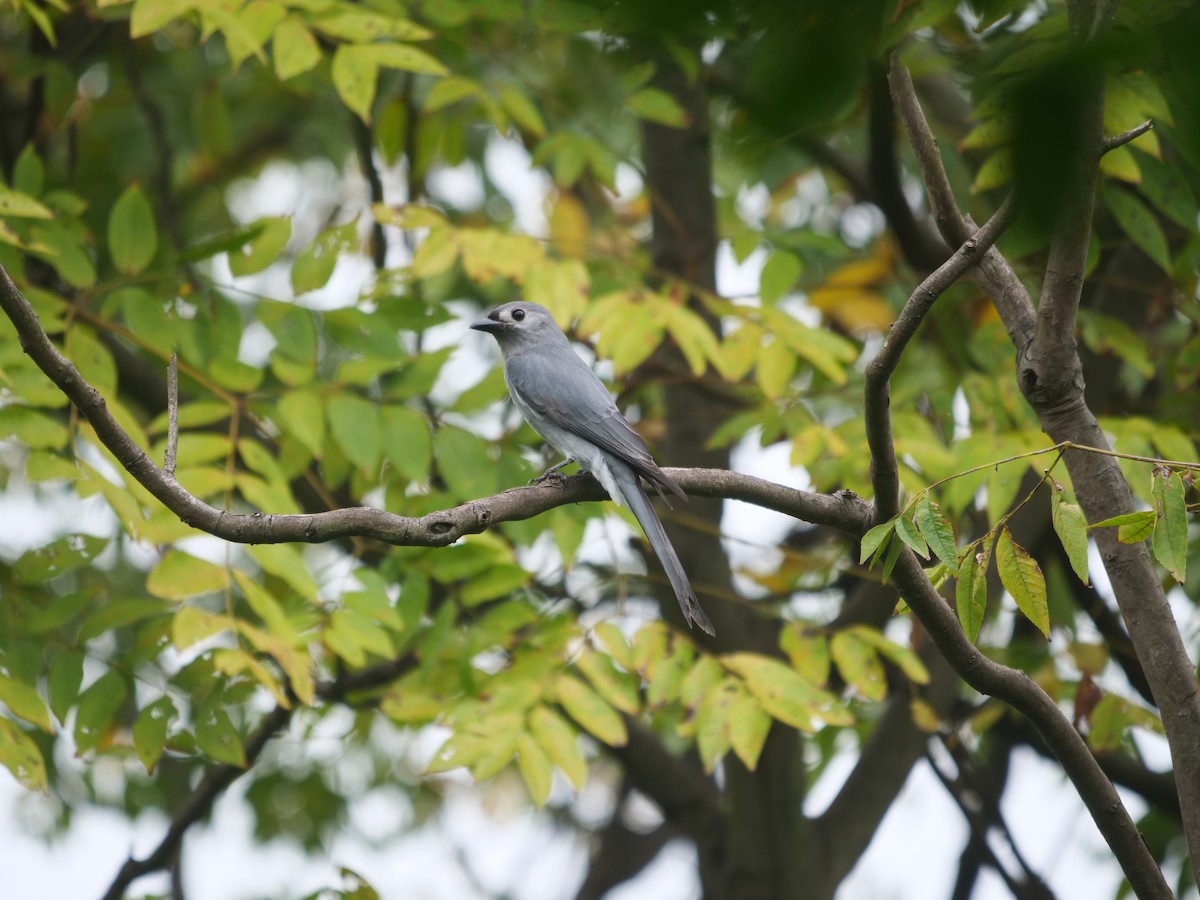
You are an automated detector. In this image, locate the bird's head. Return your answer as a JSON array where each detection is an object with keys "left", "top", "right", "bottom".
[{"left": 470, "top": 301, "right": 565, "bottom": 350}]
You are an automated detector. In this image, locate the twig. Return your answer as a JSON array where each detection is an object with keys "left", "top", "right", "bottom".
[
  {"left": 353, "top": 116, "right": 387, "bottom": 270},
  {"left": 1102, "top": 120, "right": 1153, "bottom": 154},
  {"left": 864, "top": 194, "right": 1017, "bottom": 519},
  {"left": 164, "top": 352, "right": 179, "bottom": 478}
]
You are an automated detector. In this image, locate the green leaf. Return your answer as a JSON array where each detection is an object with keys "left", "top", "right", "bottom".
[
  {"left": 107, "top": 184, "right": 157, "bottom": 275},
  {"left": 498, "top": 85, "right": 546, "bottom": 138},
  {"left": 276, "top": 390, "right": 325, "bottom": 458},
  {"left": 292, "top": 221, "right": 356, "bottom": 294},
  {"left": 627, "top": 87, "right": 687, "bottom": 127},
  {"left": 195, "top": 693, "right": 245, "bottom": 766},
  {"left": 895, "top": 513, "right": 929, "bottom": 559},
  {"left": 756, "top": 338, "right": 795, "bottom": 400},
  {"left": 435, "top": 425, "right": 498, "bottom": 499},
  {"left": 0, "top": 406, "right": 69, "bottom": 450},
  {"left": 327, "top": 394, "right": 382, "bottom": 474},
  {"left": 1151, "top": 469, "right": 1187, "bottom": 584},
  {"left": 381, "top": 405, "right": 432, "bottom": 482},
  {"left": 1051, "top": 488, "right": 1090, "bottom": 584},
  {"left": 916, "top": 494, "right": 958, "bottom": 574},
  {"left": 228, "top": 216, "right": 291, "bottom": 276},
  {"left": 146, "top": 550, "right": 230, "bottom": 600},
  {"left": 830, "top": 632, "right": 887, "bottom": 701},
  {"left": 955, "top": 539, "right": 991, "bottom": 643},
  {"left": 695, "top": 680, "right": 733, "bottom": 771},
  {"left": 780, "top": 625, "right": 830, "bottom": 685},
  {"left": 760, "top": 250, "right": 802, "bottom": 305},
  {"left": 528, "top": 705, "right": 586, "bottom": 789},
  {"left": 859, "top": 518, "right": 896, "bottom": 565},
  {"left": 0, "top": 676, "right": 52, "bottom": 733},
  {"left": 48, "top": 651, "right": 84, "bottom": 724},
  {"left": 0, "top": 718, "right": 47, "bottom": 791},
  {"left": 1103, "top": 184, "right": 1171, "bottom": 274},
  {"left": 556, "top": 674, "right": 627, "bottom": 747},
  {"left": 996, "top": 528, "right": 1049, "bottom": 639},
  {"left": 1092, "top": 509, "right": 1157, "bottom": 543},
  {"left": 272, "top": 16, "right": 322, "bottom": 81},
  {"left": 133, "top": 696, "right": 176, "bottom": 774},
  {"left": 516, "top": 733, "right": 553, "bottom": 806},
  {"left": 74, "top": 670, "right": 128, "bottom": 754}
]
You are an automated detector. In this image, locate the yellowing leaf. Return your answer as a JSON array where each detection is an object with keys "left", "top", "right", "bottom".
[
  {"left": 1093, "top": 509, "right": 1156, "bottom": 543},
  {"left": 627, "top": 87, "right": 687, "bottom": 127},
  {"left": 722, "top": 653, "right": 852, "bottom": 732},
  {"left": 556, "top": 674, "right": 627, "bottom": 746},
  {"left": 548, "top": 193, "right": 588, "bottom": 257},
  {"left": 331, "top": 44, "right": 378, "bottom": 122},
  {"left": 756, "top": 338, "right": 795, "bottom": 399},
  {"left": 662, "top": 302, "right": 720, "bottom": 377},
  {"left": 996, "top": 528, "right": 1049, "bottom": 639},
  {"left": 459, "top": 229, "right": 544, "bottom": 283},
  {"left": 516, "top": 733, "right": 553, "bottom": 806},
  {"left": 272, "top": 16, "right": 321, "bottom": 81},
  {"left": 1099, "top": 145, "right": 1142, "bottom": 183},
  {"left": 972, "top": 148, "right": 1013, "bottom": 193},
  {"left": 808, "top": 288, "right": 894, "bottom": 333},
  {"left": 528, "top": 705, "right": 587, "bottom": 789},
  {"left": 830, "top": 631, "right": 887, "bottom": 701},
  {"left": 0, "top": 677, "right": 53, "bottom": 733},
  {"left": 147, "top": 550, "right": 230, "bottom": 601},
  {"left": 727, "top": 688, "right": 771, "bottom": 771},
  {"left": 526, "top": 258, "right": 589, "bottom": 325},
  {"left": 0, "top": 718, "right": 47, "bottom": 791}
]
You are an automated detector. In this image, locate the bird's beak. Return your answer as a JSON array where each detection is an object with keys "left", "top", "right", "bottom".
[{"left": 470, "top": 314, "right": 501, "bottom": 333}]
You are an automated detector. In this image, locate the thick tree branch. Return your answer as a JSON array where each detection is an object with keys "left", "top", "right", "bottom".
[
  {"left": 890, "top": 39, "right": 1200, "bottom": 878},
  {"left": 886, "top": 551, "right": 1171, "bottom": 898},
  {"left": 887, "top": 55, "right": 1037, "bottom": 350},
  {"left": 0, "top": 261, "right": 866, "bottom": 548},
  {"left": 864, "top": 194, "right": 1016, "bottom": 518}
]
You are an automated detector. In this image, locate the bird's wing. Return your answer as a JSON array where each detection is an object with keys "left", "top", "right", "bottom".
[{"left": 505, "top": 349, "right": 685, "bottom": 500}]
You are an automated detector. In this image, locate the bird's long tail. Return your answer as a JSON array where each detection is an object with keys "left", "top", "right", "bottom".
[{"left": 617, "top": 469, "right": 715, "bottom": 636}]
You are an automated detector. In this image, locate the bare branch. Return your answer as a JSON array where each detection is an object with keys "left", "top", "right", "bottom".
[
  {"left": 1102, "top": 119, "right": 1154, "bottom": 154},
  {"left": 887, "top": 55, "right": 1037, "bottom": 351},
  {"left": 864, "top": 194, "right": 1017, "bottom": 518}
]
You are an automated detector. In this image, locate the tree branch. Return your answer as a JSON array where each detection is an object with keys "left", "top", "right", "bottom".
[
  {"left": 886, "top": 55, "right": 1037, "bottom": 351},
  {"left": 886, "top": 551, "right": 1171, "bottom": 898},
  {"left": 100, "top": 651, "right": 418, "bottom": 899},
  {"left": 1102, "top": 120, "right": 1153, "bottom": 154},
  {"left": 864, "top": 194, "right": 1016, "bottom": 519},
  {"left": 0, "top": 262, "right": 867, "bottom": 550}
]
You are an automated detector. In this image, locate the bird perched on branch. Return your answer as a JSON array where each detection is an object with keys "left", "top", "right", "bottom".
[{"left": 471, "top": 301, "right": 715, "bottom": 636}]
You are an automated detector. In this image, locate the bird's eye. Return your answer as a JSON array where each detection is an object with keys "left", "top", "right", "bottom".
[{"left": 511, "top": 308, "right": 526, "bottom": 321}]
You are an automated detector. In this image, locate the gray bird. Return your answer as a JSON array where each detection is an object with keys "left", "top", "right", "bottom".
[{"left": 471, "top": 301, "right": 715, "bottom": 636}]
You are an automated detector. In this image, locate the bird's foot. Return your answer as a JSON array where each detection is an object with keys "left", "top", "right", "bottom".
[{"left": 529, "top": 458, "right": 574, "bottom": 486}]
